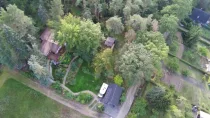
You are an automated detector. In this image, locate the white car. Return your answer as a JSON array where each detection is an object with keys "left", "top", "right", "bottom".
[{"left": 98, "top": 83, "right": 108, "bottom": 98}]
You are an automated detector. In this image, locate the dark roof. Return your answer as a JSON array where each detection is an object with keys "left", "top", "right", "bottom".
[
  {"left": 101, "top": 84, "right": 123, "bottom": 107},
  {"left": 189, "top": 8, "right": 210, "bottom": 24},
  {"left": 105, "top": 37, "right": 115, "bottom": 47}
]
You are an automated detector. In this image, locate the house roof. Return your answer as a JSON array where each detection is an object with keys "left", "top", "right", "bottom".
[
  {"left": 105, "top": 37, "right": 115, "bottom": 47},
  {"left": 101, "top": 84, "right": 123, "bottom": 107},
  {"left": 40, "top": 28, "right": 61, "bottom": 57},
  {"left": 189, "top": 8, "right": 210, "bottom": 24}
]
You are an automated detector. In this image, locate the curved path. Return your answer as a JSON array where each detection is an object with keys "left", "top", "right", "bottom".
[{"left": 0, "top": 68, "right": 110, "bottom": 118}]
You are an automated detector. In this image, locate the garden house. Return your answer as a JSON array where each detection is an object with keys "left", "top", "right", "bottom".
[
  {"left": 105, "top": 37, "right": 116, "bottom": 48},
  {"left": 189, "top": 8, "right": 210, "bottom": 26},
  {"left": 40, "top": 28, "right": 64, "bottom": 64}
]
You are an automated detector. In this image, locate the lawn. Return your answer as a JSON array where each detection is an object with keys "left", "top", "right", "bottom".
[
  {"left": 0, "top": 67, "right": 89, "bottom": 118},
  {"left": 67, "top": 63, "right": 103, "bottom": 94},
  {"left": 178, "top": 61, "right": 204, "bottom": 80}
]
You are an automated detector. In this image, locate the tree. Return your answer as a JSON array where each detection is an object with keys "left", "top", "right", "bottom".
[
  {"left": 93, "top": 49, "right": 113, "bottom": 78},
  {"left": 131, "top": 98, "right": 148, "bottom": 116},
  {"left": 49, "top": 0, "right": 64, "bottom": 21},
  {"left": 159, "top": 14, "right": 178, "bottom": 35},
  {"left": 146, "top": 86, "right": 172, "bottom": 112},
  {"left": 161, "top": 0, "right": 193, "bottom": 20},
  {"left": 135, "top": 31, "right": 169, "bottom": 61},
  {"left": 117, "top": 43, "right": 154, "bottom": 85},
  {"left": 183, "top": 25, "right": 201, "bottom": 47},
  {"left": 106, "top": 16, "right": 124, "bottom": 34},
  {"left": 168, "top": 105, "right": 183, "bottom": 118},
  {"left": 125, "top": 29, "right": 136, "bottom": 43},
  {"left": 109, "top": 0, "right": 123, "bottom": 15},
  {"left": 37, "top": 1, "right": 49, "bottom": 24},
  {"left": 114, "top": 75, "right": 123, "bottom": 86},
  {"left": 56, "top": 14, "right": 103, "bottom": 61},
  {"left": 0, "top": 4, "right": 36, "bottom": 38}
]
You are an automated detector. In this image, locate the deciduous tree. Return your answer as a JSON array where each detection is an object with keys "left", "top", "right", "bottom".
[
  {"left": 106, "top": 16, "right": 124, "bottom": 34},
  {"left": 49, "top": 0, "right": 64, "bottom": 21}
]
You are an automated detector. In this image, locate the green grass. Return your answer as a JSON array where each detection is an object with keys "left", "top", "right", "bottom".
[
  {"left": 67, "top": 63, "right": 103, "bottom": 94},
  {"left": 0, "top": 79, "right": 88, "bottom": 118},
  {"left": 178, "top": 61, "right": 204, "bottom": 80}
]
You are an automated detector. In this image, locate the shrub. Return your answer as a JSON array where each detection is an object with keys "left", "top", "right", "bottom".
[
  {"left": 76, "top": 93, "right": 93, "bottom": 104},
  {"left": 96, "top": 103, "right": 104, "bottom": 113},
  {"left": 198, "top": 46, "right": 208, "bottom": 57},
  {"left": 64, "top": 92, "right": 75, "bottom": 100},
  {"left": 51, "top": 81, "right": 62, "bottom": 93},
  {"left": 166, "top": 57, "right": 179, "bottom": 72},
  {"left": 181, "top": 70, "right": 190, "bottom": 77},
  {"left": 114, "top": 74, "right": 123, "bottom": 86},
  {"left": 120, "top": 93, "right": 126, "bottom": 103},
  {"left": 131, "top": 98, "right": 147, "bottom": 116}
]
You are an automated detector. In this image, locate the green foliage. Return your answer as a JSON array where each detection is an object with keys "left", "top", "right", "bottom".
[
  {"left": 183, "top": 50, "right": 200, "bottom": 66},
  {"left": 126, "top": 112, "right": 137, "bottom": 118},
  {"left": 93, "top": 49, "right": 113, "bottom": 78},
  {"left": 96, "top": 103, "right": 104, "bottom": 113},
  {"left": 114, "top": 74, "right": 123, "bottom": 86},
  {"left": 64, "top": 91, "right": 75, "bottom": 100},
  {"left": 183, "top": 25, "right": 201, "bottom": 47},
  {"left": 117, "top": 43, "right": 154, "bottom": 86},
  {"left": 49, "top": 0, "right": 64, "bottom": 21},
  {"left": 159, "top": 14, "right": 178, "bottom": 35},
  {"left": 109, "top": 0, "right": 123, "bottom": 15},
  {"left": 56, "top": 14, "right": 103, "bottom": 62},
  {"left": 120, "top": 92, "right": 126, "bottom": 103},
  {"left": 166, "top": 57, "right": 179, "bottom": 72},
  {"left": 135, "top": 31, "right": 169, "bottom": 61},
  {"left": 146, "top": 86, "right": 172, "bottom": 112},
  {"left": 75, "top": 93, "right": 93, "bottom": 104},
  {"left": 169, "top": 41, "right": 179, "bottom": 55},
  {"left": 51, "top": 81, "right": 62, "bottom": 92},
  {"left": 198, "top": 46, "right": 208, "bottom": 57},
  {"left": 131, "top": 98, "right": 148, "bottom": 116},
  {"left": 106, "top": 16, "right": 124, "bottom": 34},
  {"left": 181, "top": 70, "right": 190, "bottom": 77}
]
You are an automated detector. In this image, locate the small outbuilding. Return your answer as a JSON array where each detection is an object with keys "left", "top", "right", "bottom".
[
  {"left": 101, "top": 83, "right": 123, "bottom": 107},
  {"left": 104, "top": 37, "right": 116, "bottom": 48}
]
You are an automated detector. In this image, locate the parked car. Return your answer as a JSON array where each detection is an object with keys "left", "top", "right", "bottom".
[{"left": 98, "top": 83, "right": 108, "bottom": 98}]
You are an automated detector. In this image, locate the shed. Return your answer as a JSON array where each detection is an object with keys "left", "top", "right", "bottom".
[
  {"left": 189, "top": 8, "right": 210, "bottom": 25},
  {"left": 105, "top": 37, "right": 116, "bottom": 47},
  {"left": 101, "top": 84, "right": 123, "bottom": 107}
]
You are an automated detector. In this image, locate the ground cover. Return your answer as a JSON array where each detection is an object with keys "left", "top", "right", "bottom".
[
  {"left": 66, "top": 62, "right": 103, "bottom": 94},
  {"left": 201, "top": 27, "right": 210, "bottom": 40},
  {"left": 0, "top": 78, "right": 88, "bottom": 118}
]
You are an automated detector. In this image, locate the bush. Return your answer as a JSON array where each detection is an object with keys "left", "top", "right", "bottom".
[
  {"left": 51, "top": 81, "right": 62, "bottom": 93},
  {"left": 166, "top": 57, "right": 179, "bottom": 72},
  {"left": 181, "top": 70, "right": 190, "bottom": 77},
  {"left": 131, "top": 98, "right": 147, "bottom": 116},
  {"left": 114, "top": 74, "right": 123, "bottom": 86},
  {"left": 75, "top": 93, "right": 93, "bottom": 104},
  {"left": 96, "top": 103, "right": 104, "bottom": 113},
  {"left": 64, "top": 92, "right": 75, "bottom": 100},
  {"left": 198, "top": 46, "right": 208, "bottom": 57},
  {"left": 120, "top": 92, "right": 126, "bottom": 103}
]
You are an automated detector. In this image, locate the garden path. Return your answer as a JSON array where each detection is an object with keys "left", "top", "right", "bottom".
[
  {"left": 0, "top": 68, "right": 110, "bottom": 118},
  {"left": 116, "top": 82, "right": 141, "bottom": 118},
  {"left": 176, "top": 32, "right": 184, "bottom": 59}
]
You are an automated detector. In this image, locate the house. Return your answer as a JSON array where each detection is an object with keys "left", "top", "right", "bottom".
[
  {"left": 197, "top": 111, "right": 210, "bottom": 118},
  {"left": 40, "top": 28, "right": 64, "bottom": 64},
  {"left": 189, "top": 8, "right": 210, "bottom": 26},
  {"left": 104, "top": 37, "right": 116, "bottom": 48},
  {"left": 101, "top": 83, "right": 123, "bottom": 107}
]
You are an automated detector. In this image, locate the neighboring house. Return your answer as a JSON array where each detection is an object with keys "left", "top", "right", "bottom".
[
  {"left": 189, "top": 8, "right": 210, "bottom": 26},
  {"left": 101, "top": 83, "right": 123, "bottom": 107},
  {"left": 40, "top": 28, "right": 64, "bottom": 64},
  {"left": 104, "top": 37, "right": 116, "bottom": 49}
]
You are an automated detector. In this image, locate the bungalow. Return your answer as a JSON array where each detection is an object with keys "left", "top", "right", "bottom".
[
  {"left": 40, "top": 28, "right": 64, "bottom": 64},
  {"left": 189, "top": 8, "right": 210, "bottom": 26},
  {"left": 104, "top": 37, "right": 116, "bottom": 49},
  {"left": 101, "top": 83, "right": 123, "bottom": 107}
]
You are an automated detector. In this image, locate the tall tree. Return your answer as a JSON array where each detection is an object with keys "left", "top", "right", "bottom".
[
  {"left": 0, "top": 4, "right": 36, "bottom": 38},
  {"left": 93, "top": 49, "right": 113, "bottom": 78},
  {"left": 135, "top": 31, "right": 169, "bottom": 61},
  {"left": 146, "top": 86, "right": 172, "bottom": 112},
  {"left": 49, "top": 0, "right": 64, "bottom": 21},
  {"left": 117, "top": 43, "right": 154, "bottom": 85},
  {"left": 159, "top": 14, "right": 179, "bottom": 35},
  {"left": 109, "top": 0, "right": 123, "bottom": 15},
  {"left": 183, "top": 25, "right": 201, "bottom": 47},
  {"left": 106, "top": 16, "right": 124, "bottom": 34}
]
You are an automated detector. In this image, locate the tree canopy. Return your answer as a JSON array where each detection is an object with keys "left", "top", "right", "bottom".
[{"left": 106, "top": 16, "right": 124, "bottom": 34}]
